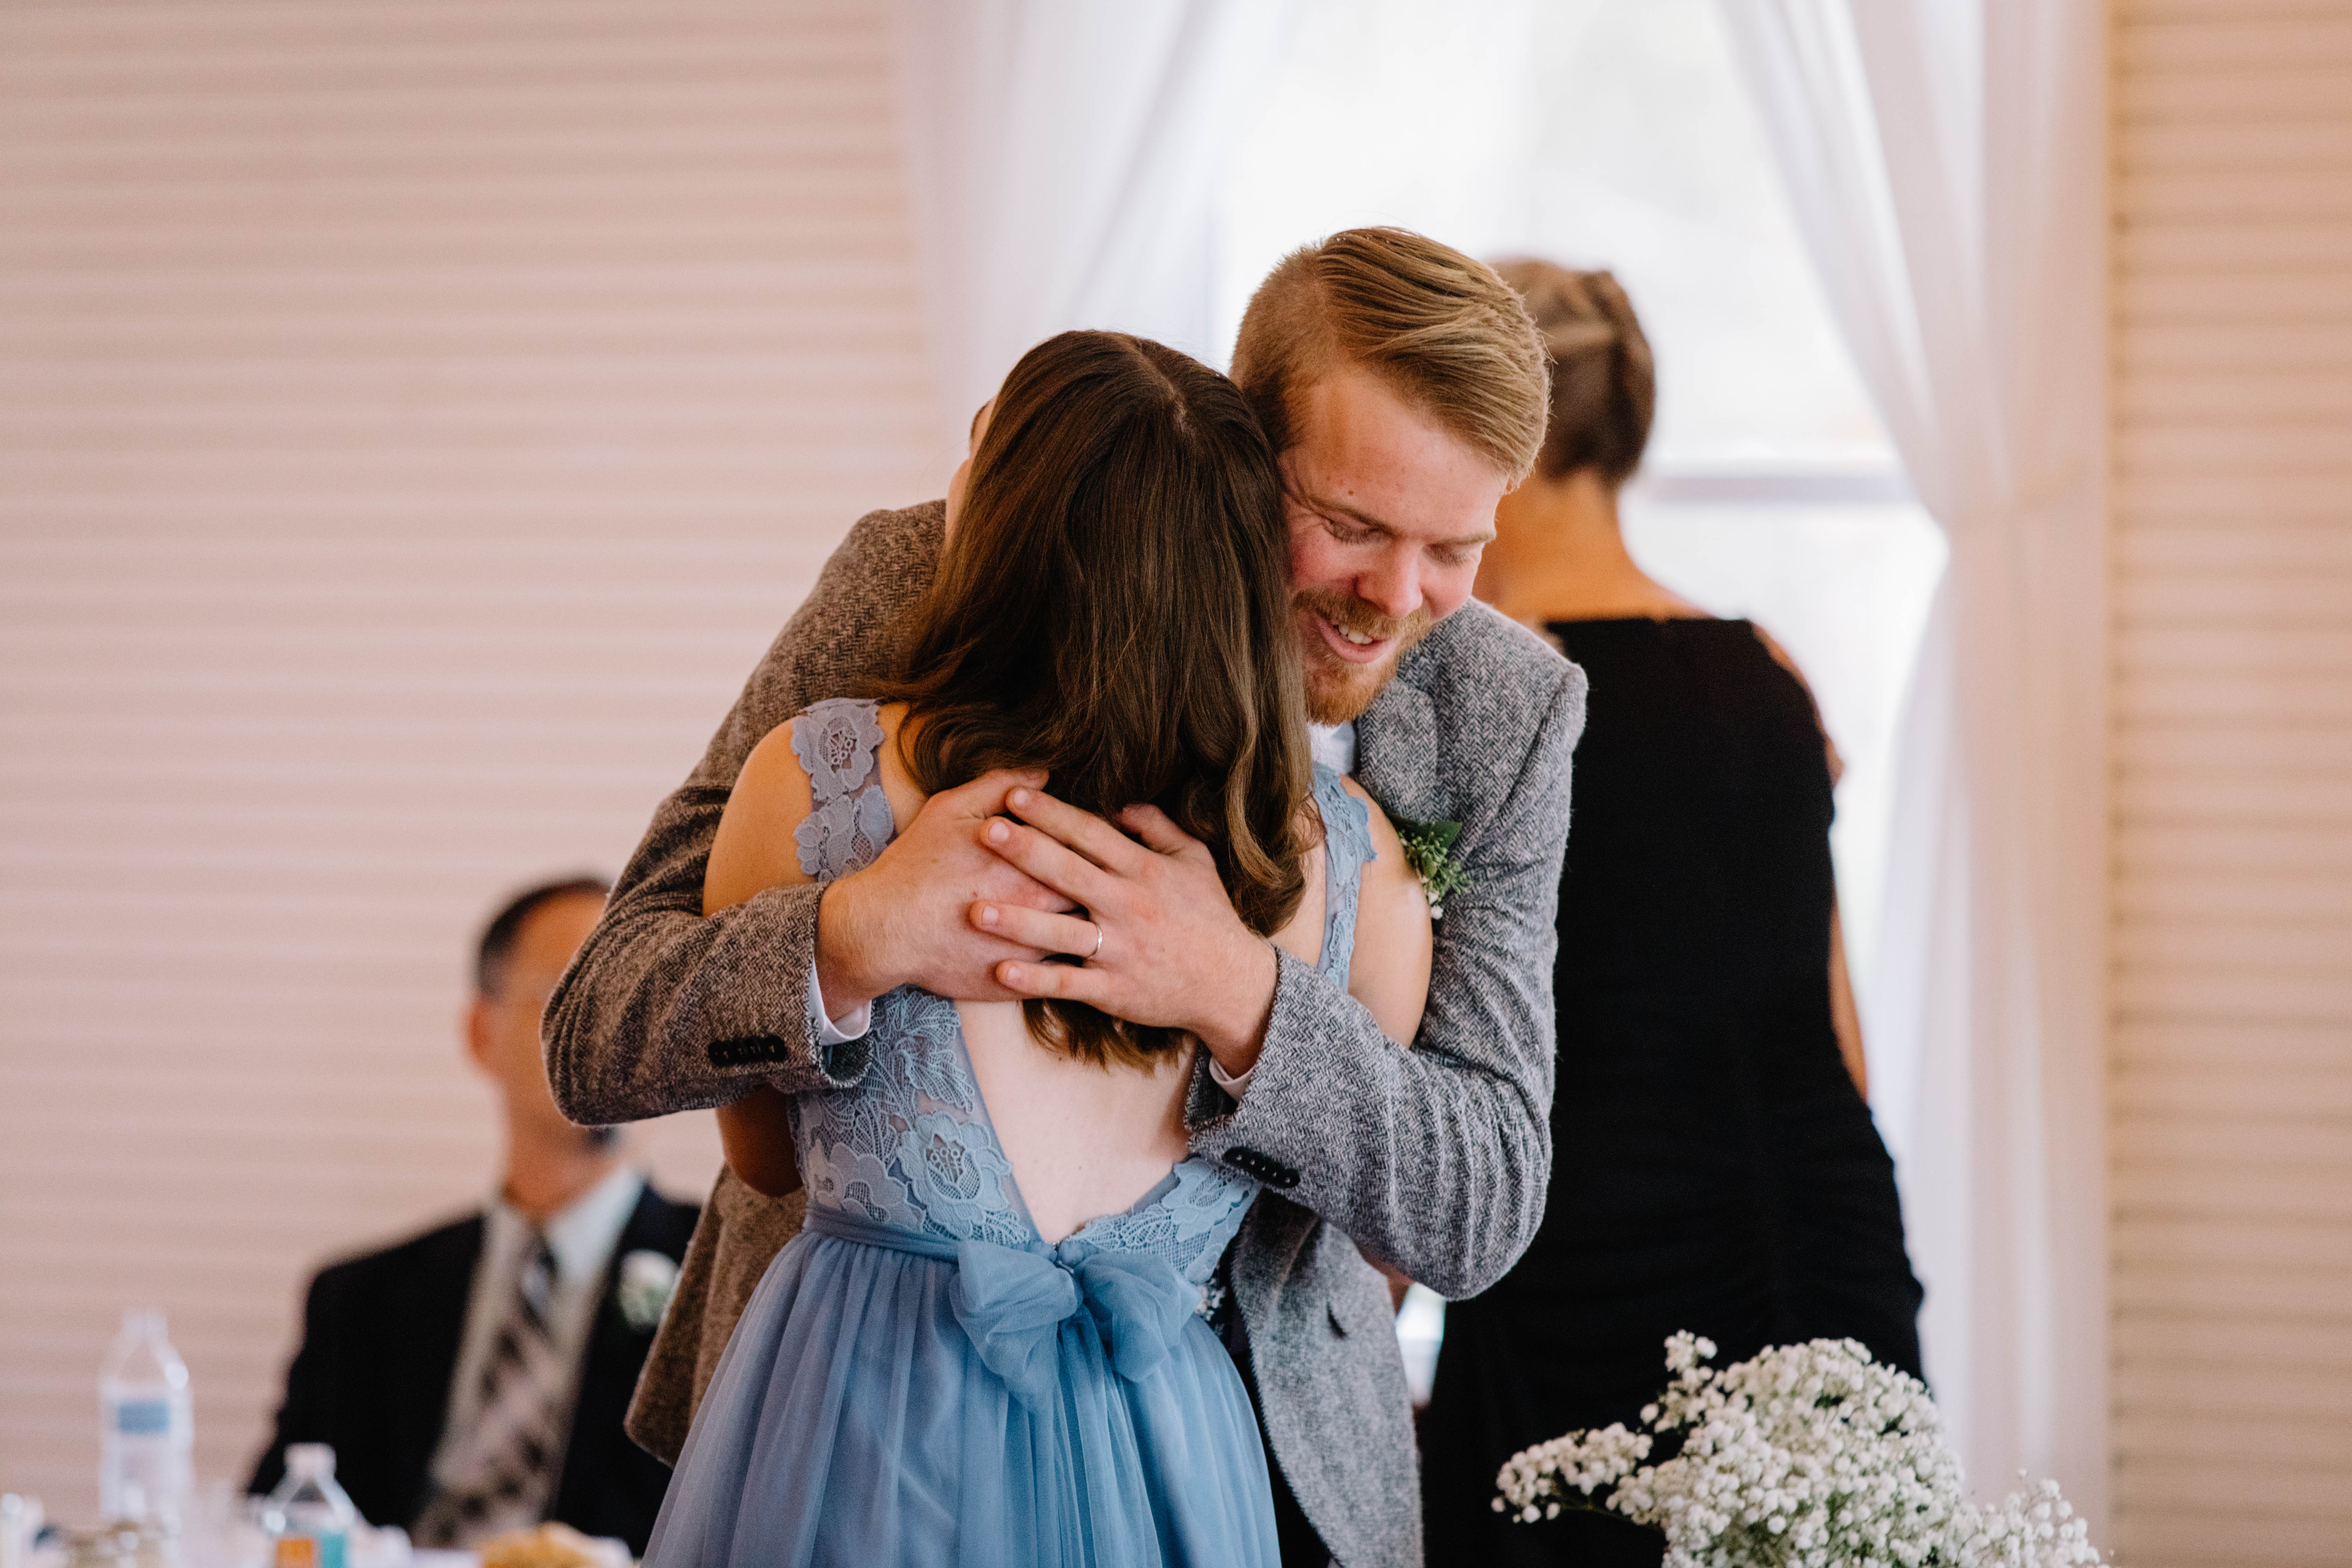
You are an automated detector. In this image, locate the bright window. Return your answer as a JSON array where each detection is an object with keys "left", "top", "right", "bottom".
[
  {"left": 1217, "top": 0, "right": 1948, "bottom": 1392},
  {"left": 1216, "top": 0, "right": 1945, "bottom": 1010}
]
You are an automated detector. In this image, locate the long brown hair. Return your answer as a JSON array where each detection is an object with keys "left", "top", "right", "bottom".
[{"left": 874, "top": 330, "right": 1311, "bottom": 1068}]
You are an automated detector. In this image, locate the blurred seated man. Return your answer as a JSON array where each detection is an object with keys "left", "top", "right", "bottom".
[{"left": 250, "top": 877, "right": 698, "bottom": 1554}]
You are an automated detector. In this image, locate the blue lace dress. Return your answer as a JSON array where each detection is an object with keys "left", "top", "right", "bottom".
[{"left": 642, "top": 699, "right": 1376, "bottom": 1568}]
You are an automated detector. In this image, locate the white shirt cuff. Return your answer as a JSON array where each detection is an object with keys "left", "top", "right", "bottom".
[
  {"left": 808, "top": 957, "right": 872, "bottom": 1046},
  {"left": 1208, "top": 1057, "right": 1255, "bottom": 1100}
]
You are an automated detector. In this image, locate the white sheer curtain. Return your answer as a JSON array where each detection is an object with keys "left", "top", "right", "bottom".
[
  {"left": 890, "top": 0, "right": 1297, "bottom": 467},
  {"left": 1715, "top": 0, "right": 2110, "bottom": 1528}
]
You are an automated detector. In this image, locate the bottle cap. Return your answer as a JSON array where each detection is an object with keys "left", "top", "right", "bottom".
[{"left": 284, "top": 1446, "right": 336, "bottom": 1479}]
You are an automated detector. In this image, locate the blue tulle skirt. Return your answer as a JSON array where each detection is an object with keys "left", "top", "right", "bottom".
[{"left": 641, "top": 1212, "right": 1280, "bottom": 1568}]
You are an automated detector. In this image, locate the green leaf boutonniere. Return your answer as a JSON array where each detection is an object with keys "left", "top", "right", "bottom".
[
  {"left": 616, "top": 1248, "right": 680, "bottom": 1332},
  {"left": 1391, "top": 815, "right": 1470, "bottom": 920}
]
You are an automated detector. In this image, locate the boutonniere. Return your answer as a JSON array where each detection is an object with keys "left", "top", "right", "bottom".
[
  {"left": 616, "top": 1249, "right": 680, "bottom": 1331},
  {"left": 1391, "top": 815, "right": 1470, "bottom": 919}
]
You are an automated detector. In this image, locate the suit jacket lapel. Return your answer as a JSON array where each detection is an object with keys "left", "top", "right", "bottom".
[
  {"left": 395, "top": 1217, "right": 481, "bottom": 1519},
  {"left": 551, "top": 1186, "right": 665, "bottom": 1515},
  {"left": 1353, "top": 677, "right": 1441, "bottom": 822},
  {"left": 583, "top": 1185, "right": 666, "bottom": 1383}
]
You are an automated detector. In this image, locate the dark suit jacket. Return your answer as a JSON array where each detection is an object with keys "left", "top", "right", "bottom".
[{"left": 248, "top": 1183, "right": 698, "bottom": 1555}]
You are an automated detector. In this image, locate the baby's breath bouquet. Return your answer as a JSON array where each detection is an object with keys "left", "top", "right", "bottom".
[{"left": 1496, "top": 1334, "right": 2100, "bottom": 1568}]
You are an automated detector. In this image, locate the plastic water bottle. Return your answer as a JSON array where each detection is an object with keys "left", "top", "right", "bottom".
[
  {"left": 97, "top": 1310, "right": 193, "bottom": 1529},
  {"left": 0, "top": 1494, "right": 44, "bottom": 1568},
  {"left": 261, "top": 1446, "right": 354, "bottom": 1568}
]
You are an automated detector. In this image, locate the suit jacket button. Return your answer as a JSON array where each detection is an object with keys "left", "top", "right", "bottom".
[{"left": 1223, "top": 1147, "right": 1298, "bottom": 1189}]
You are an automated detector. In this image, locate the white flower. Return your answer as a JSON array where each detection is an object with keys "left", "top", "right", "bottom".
[
  {"left": 615, "top": 1249, "right": 679, "bottom": 1331},
  {"left": 1494, "top": 1336, "right": 2103, "bottom": 1568}
]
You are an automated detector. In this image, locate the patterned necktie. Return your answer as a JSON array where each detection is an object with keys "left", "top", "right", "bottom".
[{"left": 415, "top": 1231, "right": 570, "bottom": 1547}]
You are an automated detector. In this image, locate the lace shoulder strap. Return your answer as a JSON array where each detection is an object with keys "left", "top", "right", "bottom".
[
  {"left": 1310, "top": 763, "right": 1374, "bottom": 988},
  {"left": 788, "top": 698, "right": 896, "bottom": 883}
]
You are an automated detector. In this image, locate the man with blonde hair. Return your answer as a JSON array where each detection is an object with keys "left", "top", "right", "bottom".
[{"left": 547, "top": 228, "right": 1584, "bottom": 1567}]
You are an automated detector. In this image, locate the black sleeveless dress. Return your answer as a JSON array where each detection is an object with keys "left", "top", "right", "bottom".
[{"left": 1418, "top": 619, "right": 1924, "bottom": 1568}]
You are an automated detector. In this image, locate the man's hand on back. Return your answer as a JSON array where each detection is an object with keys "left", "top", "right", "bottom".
[
  {"left": 973, "top": 789, "right": 1280, "bottom": 1078},
  {"left": 814, "top": 769, "right": 1074, "bottom": 1014}
]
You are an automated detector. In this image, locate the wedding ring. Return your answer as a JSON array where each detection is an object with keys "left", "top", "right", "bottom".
[{"left": 1086, "top": 922, "right": 1105, "bottom": 961}]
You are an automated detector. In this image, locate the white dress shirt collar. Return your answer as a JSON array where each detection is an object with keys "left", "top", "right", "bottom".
[
  {"left": 1309, "top": 721, "right": 1357, "bottom": 776},
  {"left": 491, "top": 1163, "right": 645, "bottom": 1287}
]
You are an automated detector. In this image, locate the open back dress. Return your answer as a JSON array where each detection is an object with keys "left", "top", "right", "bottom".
[{"left": 641, "top": 698, "right": 1374, "bottom": 1568}]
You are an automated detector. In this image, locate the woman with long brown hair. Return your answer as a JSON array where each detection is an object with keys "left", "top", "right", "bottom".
[{"left": 640, "top": 330, "right": 1431, "bottom": 1568}]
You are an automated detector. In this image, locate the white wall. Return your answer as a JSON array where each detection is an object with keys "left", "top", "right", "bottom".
[
  {"left": 2110, "top": 5, "right": 2352, "bottom": 1564},
  {"left": 0, "top": 0, "right": 935, "bottom": 1519},
  {"left": 9, "top": 2, "right": 2352, "bottom": 1551}
]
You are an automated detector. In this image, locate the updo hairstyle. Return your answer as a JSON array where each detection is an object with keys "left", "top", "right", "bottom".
[{"left": 1490, "top": 259, "right": 1655, "bottom": 489}]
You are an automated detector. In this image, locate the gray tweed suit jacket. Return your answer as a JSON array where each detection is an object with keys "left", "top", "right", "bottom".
[{"left": 544, "top": 500, "right": 1585, "bottom": 1568}]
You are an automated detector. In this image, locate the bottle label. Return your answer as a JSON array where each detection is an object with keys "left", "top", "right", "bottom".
[
  {"left": 113, "top": 1400, "right": 172, "bottom": 1435},
  {"left": 273, "top": 1535, "right": 346, "bottom": 1568}
]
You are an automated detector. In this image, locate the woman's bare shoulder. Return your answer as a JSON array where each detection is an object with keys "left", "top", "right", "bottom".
[
  {"left": 705, "top": 720, "right": 820, "bottom": 912},
  {"left": 1336, "top": 776, "right": 1407, "bottom": 870},
  {"left": 737, "top": 699, "right": 912, "bottom": 806},
  {"left": 1335, "top": 776, "right": 1432, "bottom": 1045}
]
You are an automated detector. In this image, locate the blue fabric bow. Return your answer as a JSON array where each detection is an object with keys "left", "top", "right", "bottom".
[{"left": 949, "top": 1237, "right": 1197, "bottom": 1409}]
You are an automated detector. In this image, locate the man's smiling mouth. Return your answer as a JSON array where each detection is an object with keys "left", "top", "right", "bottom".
[{"left": 1314, "top": 611, "right": 1394, "bottom": 664}]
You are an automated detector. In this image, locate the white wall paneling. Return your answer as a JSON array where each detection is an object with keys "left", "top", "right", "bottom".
[
  {"left": 2110, "top": 4, "right": 2352, "bottom": 1563},
  {"left": 0, "top": 0, "right": 934, "bottom": 1519},
  {"left": 12, "top": 1, "right": 2352, "bottom": 1553}
]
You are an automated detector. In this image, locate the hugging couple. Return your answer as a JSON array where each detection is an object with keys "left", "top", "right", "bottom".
[{"left": 543, "top": 227, "right": 1587, "bottom": 1568}]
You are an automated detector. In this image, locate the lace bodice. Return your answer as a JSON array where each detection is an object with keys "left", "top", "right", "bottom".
[{"left": 783, "top": 698, "right": 1372, "bottom": 1298}]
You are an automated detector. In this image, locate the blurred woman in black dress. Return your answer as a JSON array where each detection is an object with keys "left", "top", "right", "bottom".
[{"left": 1416, "top": 262, "right": 1924, "bottom": 1567}]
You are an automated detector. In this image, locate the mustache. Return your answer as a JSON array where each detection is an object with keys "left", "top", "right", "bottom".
[{"left": 1293, "top": 587, "right": 1433, "bottom": 644}]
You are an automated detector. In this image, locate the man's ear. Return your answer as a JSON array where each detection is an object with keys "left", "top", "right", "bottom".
[{"left": 464, "top": 995, "right": 498, "bottom": 1075}]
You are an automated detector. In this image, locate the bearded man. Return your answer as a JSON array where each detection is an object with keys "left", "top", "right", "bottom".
[{"left": 544, "top": 228, "right": 1585, "bottom": 1568}]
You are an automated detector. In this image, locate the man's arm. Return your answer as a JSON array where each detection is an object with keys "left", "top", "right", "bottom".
[
  {"left": 542, "top": 506, "right": 940, "bottom": 1125},
  {"left": 1190, "top": 679, "right": 1576, "bottom": 1297},
  {"left": 544, "top": 501, "right": 1078, "bottom": 1125}
]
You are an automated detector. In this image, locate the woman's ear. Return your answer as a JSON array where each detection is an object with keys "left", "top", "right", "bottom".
[
  {"left": 944, "top": 451, "right": 970, "bottom": 539},
  {"left": 944, "top": 398, "right": 995, "bottom": 540}
]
